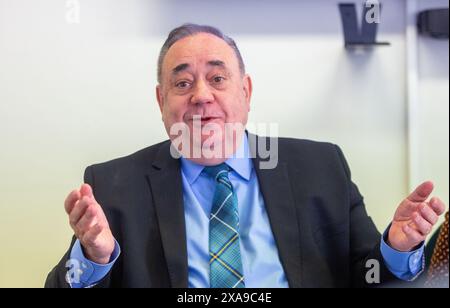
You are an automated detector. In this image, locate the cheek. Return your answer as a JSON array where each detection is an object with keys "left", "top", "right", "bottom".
[
  {"left": 163, "top": 97, "right": 188, "bottom": 122},
  {"left": 224, "top": 96, "right": 249, "bottom": 122}
]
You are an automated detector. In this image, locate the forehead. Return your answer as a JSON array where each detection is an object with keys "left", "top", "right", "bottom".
[{"left": 162, "top": 33, "right": 238, "bottom": 73}]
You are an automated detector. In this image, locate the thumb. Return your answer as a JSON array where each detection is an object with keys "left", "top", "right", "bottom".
[
  {"left": 407, "top": 181, "right": 434, "bottom": 203},
  {"left": 80, "top": 183, "right": 94, "bottom": 199}
]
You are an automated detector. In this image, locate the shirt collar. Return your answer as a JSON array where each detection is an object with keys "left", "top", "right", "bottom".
[{"left": 180, "top": 133, "right": 253, "bottom": 185}]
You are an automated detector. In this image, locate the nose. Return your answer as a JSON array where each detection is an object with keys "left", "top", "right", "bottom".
[{"left": 190, "top": 79, "right": 214, "bottom": 105}]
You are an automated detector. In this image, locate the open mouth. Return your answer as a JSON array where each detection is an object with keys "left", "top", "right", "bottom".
[
  {"left": 200, "top": 117, "right": 222, "bottom": 126},
  {"left": 187, "top": 116, "right": 222, "bottom": 126},
  {"left": 201, "top": 117, "right": 216, "bottom": 122}
]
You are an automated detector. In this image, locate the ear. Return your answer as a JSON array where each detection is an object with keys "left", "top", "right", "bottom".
[
  {"left": 242, "top": 74, "right": 253, "bottom": 111},
  {"left": 156, "top": 85, "right": 164, "bottom": 114}
]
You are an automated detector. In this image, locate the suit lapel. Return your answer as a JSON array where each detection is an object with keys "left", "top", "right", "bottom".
[
  {"left": 146, "top": 141, "right": 188, "bottom": 288},
  {"left": 249, "top": 134, "right": 303, "bottom": 288}
]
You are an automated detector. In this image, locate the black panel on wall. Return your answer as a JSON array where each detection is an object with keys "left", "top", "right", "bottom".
[
  {"left": 418, "top": 8, "right": 449, "bottom": 39},
  {"left": 338, "top": 2, "right": 390, "bottom": 48}
]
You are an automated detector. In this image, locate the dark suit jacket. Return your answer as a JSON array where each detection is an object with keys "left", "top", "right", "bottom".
[{"left": 45, "top": 134, "right": 404, "bottom": 288}]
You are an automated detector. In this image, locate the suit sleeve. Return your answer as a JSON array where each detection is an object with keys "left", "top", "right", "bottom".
[
  {"left": 334, "top": 145, "right": 412, "bottom": 288},
  {"left": 44, "top": 166, "right": 113, "bottom": 288}
]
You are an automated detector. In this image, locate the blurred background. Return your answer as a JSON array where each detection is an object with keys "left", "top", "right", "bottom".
[{"left": 0, "top": 0, "right": 448, "bottom": 287}]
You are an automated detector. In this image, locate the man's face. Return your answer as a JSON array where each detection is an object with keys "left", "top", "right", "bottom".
[{"left": 156, "top": 33, "right": 252, "bottom": 165}]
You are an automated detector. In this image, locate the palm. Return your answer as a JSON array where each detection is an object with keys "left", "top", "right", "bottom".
[
  {"left": 387, "top": 181, "right": 442, "bottom": 252},
  {"left": 81, "top": 202, "right": 115, "bottom": 263},
  {"left": 390, "top": 200, "right": 422, "bottom": 251},
  {"left": 82, "top": 226, "right": 114, "bottom": 261},
  {"left": 65, "top": 184, "right": 116, "bottom": 264}
]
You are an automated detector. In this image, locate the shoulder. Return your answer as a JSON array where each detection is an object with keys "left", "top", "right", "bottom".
[
  {"left": 277, "top": 137, "right": 338, "bottom": 156},
  {"left": 274, "top": 136, "right": 351, "bottom": 177},
  {"left": 84, "top": 140, "right": 171, "bottom": 180},
  {"left": 251, "top": 134, "right": 343, "bottom": 162},
  {"left": 249, "top": 134, "right": 352, "bottom": 178}
]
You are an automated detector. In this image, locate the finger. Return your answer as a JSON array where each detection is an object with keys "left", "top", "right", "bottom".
[
  {"left": 419, "top": 203, "right": 439, "bottom": 225},
  {"left": 69, "top": 196, "right": 93, "bottom": 228},
  {"left": 82, "top": 224, "right": 103, "bottom": 247},
  {"left": 407, "top": 181, "right": 434, "bottom": 203},
  {"left": 75, "top": 205, "right": 98, "bottom": 237},
  {"left": 398, "top": 200, "right": 421, "bottom": 218},
  {"left": 412, "top": 212, "right": 433, "bottom": 236},
  {"left": 64, "top": 190, "right": 81, "bottom": 214},
  {"left": 429, "top": 197, "right": 446, "bottom": 216},
  {"left": 78, "top": 186, "right": 108, "bottom": 227},
  {"left": 403, "top": 224, "right": 426, "bottom": 244},
  {"left": 80, "top": 184, "right": 93, "bottom": 199}
]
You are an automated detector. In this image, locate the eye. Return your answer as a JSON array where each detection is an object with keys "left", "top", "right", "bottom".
[
  {"left": 212, "top": 76, "right": 225, "bottom": 84},
  {"left": 175, "top": 81, "right": 191, "bottom": 89}
]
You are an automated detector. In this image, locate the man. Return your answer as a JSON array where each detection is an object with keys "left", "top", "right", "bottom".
[{"left": 46, "top": 24, "right": 446, "bottom": 288}]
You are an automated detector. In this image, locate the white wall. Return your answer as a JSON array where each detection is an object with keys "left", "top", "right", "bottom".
[
  {"left": 414, "top": 0, "right": 449, "bottom": 228},
  {"left": 0, "top": 0, "right": 448, "bottom": 287}
]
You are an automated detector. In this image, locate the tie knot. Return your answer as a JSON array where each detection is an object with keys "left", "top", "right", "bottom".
[{"left": 203, "top": 163, "right": 231, "bottom": 182}]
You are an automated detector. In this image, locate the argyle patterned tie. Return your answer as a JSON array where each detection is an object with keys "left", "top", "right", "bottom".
[{"left": 204, "top": 163, "right": 245, "bottom": 288}]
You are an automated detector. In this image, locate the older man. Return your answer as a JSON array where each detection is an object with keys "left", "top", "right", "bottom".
[{"left": 46, "top": 24, "right": 446, "bottom": 288}]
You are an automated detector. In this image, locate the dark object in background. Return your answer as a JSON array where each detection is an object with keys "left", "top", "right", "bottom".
[
  {"left": 338, "top": 3, "right": 390, "bottom": 48},
  {"left": 418, "top": 8, "right": 449, "bottom": 39}
]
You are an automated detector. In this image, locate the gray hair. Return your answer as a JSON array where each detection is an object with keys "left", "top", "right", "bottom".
[{"left": 157, "top": 23, "right": 246, "bottom": 83}]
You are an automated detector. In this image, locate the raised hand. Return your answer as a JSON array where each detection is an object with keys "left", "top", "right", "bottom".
[
  {"left": 388, "top": 181, "right": 446, "bottom": 252},
  {"left": 64, "top": 184, "right": 115, "bottom": 264}
]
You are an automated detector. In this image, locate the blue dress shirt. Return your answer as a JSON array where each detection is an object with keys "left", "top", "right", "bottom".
[{"left": 70, "top": 135, "right": 424, "bottom": 287}]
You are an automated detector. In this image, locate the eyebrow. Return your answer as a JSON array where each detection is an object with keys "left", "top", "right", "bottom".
[
  {"left": 171, "top": 60, "right": 227, "bottom": 76},
  {"left": 172, "top": 63, "right": 190, "bottom": 75},
  {"left": 207, "top": 60, "right": 226, "bottom": 68}
]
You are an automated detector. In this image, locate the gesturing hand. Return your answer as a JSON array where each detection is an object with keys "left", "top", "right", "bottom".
[
  {"left": 64, "top": 184, "right": 115, "bottom": 264},
  {"left": 388, "top": 181, "right": 446, "bottom": 252}
]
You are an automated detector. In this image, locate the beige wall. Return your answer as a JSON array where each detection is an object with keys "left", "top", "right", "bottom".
[{"left": 0, "top": 0, "right": 448, "bottom": 287}]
